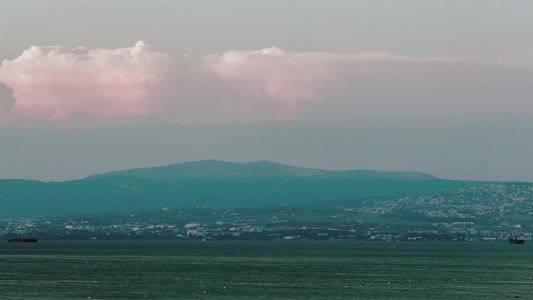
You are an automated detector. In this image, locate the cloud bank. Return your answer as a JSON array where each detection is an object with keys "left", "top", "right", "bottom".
[
  {"left": 0, "top": 41, "right": 172, "bottom": 125},
  {"left": 203, "top": 48, "right": 464, "bottom": 119},
  {"left": 1, "top": 42, "right": 532, "bottom": 127}
]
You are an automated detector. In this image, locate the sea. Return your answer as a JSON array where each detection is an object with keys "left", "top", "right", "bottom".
[{"left": 0, "top": 241, "right": 531, "bottom": 299}]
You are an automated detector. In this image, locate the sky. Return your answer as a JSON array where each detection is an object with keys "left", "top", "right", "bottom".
[{"left": 0, "top": 1, "right": 532, "bottom": 182}]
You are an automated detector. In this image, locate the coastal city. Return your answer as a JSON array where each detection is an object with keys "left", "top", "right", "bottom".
[{"left": 1, "top": 183, "right": 532, "bottom": 242}]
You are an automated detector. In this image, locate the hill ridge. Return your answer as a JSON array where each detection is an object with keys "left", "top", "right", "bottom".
[
  {"left": 0, "top": 160, "right": 483, "bottom": 217},
  {"left": 84, "top": 160, "right": 438, "bottom": 182}
]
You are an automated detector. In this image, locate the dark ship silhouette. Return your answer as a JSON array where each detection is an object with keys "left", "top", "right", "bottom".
[
  {"left": 7, "top": 238, "right": 38, "bottom": 243},
  {"left": 509, "top": 238, "right": 524, "bottom": 244}
]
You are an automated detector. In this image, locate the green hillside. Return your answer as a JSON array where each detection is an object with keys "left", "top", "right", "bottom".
[
  {"left": 0, "top": 160, "right": 489, "bottom": 217},
  {"left": 85, "top": 160, "right": 438, "bottom": 182}
]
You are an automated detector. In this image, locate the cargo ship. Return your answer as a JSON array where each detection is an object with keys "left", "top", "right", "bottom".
[
  {"left": 7, "top": 238, "right": 38, "bottom": 243},
  {"left": 509, "top": 238, "right": 524, "bottom": 244}
]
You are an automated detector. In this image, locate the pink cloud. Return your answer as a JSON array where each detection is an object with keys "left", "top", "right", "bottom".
[
  {"left": 203, "top": 48, "right": 463, "bottom": 119},
  {"left": 0, "top": 41, "right": 173, "bottom": 124},
  {"left": 203, "top": 48, "right": 329, "bottom": 118},
  {"left": 1, "top": 42, "right": 530, "bottom": 127}
]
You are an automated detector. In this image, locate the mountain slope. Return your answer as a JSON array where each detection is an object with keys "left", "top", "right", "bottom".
[
  {"left": 85, "top": 160, "right": 437, "bottom": 182},
  {"left": 0, "top": 160, "right": 485, "bottom": 217}
]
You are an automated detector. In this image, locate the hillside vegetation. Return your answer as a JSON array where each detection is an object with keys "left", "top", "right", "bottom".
[{"left": 0, "top": 160, "right": 489, "bottom": 216}]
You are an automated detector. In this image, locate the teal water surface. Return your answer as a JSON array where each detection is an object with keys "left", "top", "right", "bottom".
[{"left": 0, "top": 241, "right": 531, "bottom": 299}]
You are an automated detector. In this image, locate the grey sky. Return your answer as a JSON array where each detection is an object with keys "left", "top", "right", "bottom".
[
  {"left": 0, "top": 1, "right": 532, "bottom": 182},
  {"left": 1, "top": 119, "right": 532, "bottom": 182},
  {"left": 0, "top": 83, "right": 15, "bottom": 111},
  {"left": 1, "top": 1, "right": 532, "bottom": 59}
]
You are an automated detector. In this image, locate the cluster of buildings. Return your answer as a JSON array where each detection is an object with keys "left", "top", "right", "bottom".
[
  {"left": 1, "top": 184, "right": 532, "bottom": 242},
  {"left": 354, "top": 184, "right": 533, "bottom": 224}
]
